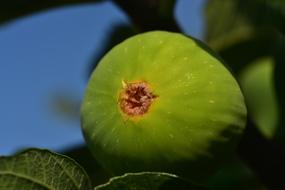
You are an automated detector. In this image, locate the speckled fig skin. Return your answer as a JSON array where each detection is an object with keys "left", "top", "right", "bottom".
[{"left": 81, "top": 31, "right": 247, "bottom": 184}]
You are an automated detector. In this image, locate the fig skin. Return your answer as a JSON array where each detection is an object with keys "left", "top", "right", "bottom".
[{"left": 81, "top": 31, "right": 247, "bottom": 184}]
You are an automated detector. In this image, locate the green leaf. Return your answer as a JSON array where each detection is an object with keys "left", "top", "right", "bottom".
[
  {"left": 252, "top": 0, "right": 285, "bottom": 34},
  {"left": 273, "top": 38, "right": 285, "bottom": 142},
  {"left": 0, "top": 0, "right": 104, "bottom": 26},
  {"left": 216, "top": 31, "right": 279, "bottom": 74},
  {"left": 0, "top": 148, "right": 92, "bottom": 190},
  {"left": 208, "top": 157, "right": 265, "bottom": 190},
  {"left": 94, "top": 172, "right": 206, "bottom": 190},
  {"left": 204, "top": 0, "right": 281, "bottom": 74},
  {"left": 204, "top": 0, "right": 255, "bottom": 51},
  {"left": 204, "top": 0, "right": 282, "bottom": 51},
  {"left": 239, "top": 57, "right": 279, "bottom": 139},
  {"left": 63, "top": 145, "right": 112, "bottom": 186}
]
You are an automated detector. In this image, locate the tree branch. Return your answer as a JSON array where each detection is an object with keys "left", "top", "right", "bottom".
[{"left": 112, "top": 0, "right": 180, "bottom": 32}]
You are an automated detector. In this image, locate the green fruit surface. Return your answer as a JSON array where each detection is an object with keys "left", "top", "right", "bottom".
[
  {"left": 239, "top": 57, "right": 278, "bottom": 138},
  {"left": 81, "top": 31, "right": 247, "bottom": 183}
]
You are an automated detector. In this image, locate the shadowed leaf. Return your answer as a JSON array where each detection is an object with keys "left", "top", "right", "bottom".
[
  {"left": 94, "top": 172, "right": 206, "bottom": 190},
  {"left": 63, "top": 145, "right": 111, "bottom": 187},
  {"left": 0, "top": 148, "right": 92, "bottom": 190},
  {"left": 204, "top": 0, "right": 281, "bottom": 74},
  {"left": 208, "top": 157, "right": 264, "bottom": 190},
  {"left": 239, "top": 57, "right": 278, "bottom": 139},
  {"left": 204, "top": 0, "right": 254, "bottom": 50},
  {"left": 273, "top": 37, "right": 285, "bottom": 142},
  {"left": 204, "top": 0, "right": 282, "bottom": 50},
  {"left": 217, "top": 31, "right": 280, "bottom": 74},
  {"left": 237, "top": 118, "right": 285, "bottom": 190},
  {"left": 249, "top": 0, "right": 285, "bottom": 34}
]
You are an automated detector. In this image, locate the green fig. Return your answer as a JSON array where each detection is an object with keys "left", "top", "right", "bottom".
[
  {"left": 81, "top": 31, "right": 247, "bottom": 184},
  {"left": 239, "top": 57, "right": 278, "bottom": 139}
]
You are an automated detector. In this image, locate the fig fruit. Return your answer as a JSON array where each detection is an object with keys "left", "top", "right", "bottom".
[
  {"left": 81, "top": 31, "right": 246, "bottom": 184},
  {"left": 239, "top": 57, "right": 278, "bottom": 138}
]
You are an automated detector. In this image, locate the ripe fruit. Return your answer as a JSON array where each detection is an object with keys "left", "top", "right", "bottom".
[
  {"left": 239, "top": 57, "right": 278, "bottom": 138},
  {"left": 81, "top": 31, "right": 247, "bottom": 184}
]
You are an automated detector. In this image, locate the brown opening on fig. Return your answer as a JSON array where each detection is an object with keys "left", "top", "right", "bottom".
[{"left": 119, "top": 81, "right": 157, "bottom": 116}]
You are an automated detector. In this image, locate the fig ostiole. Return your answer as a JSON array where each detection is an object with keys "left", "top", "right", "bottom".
[{"left": 81, "top": 31, "right": 247, "bottom": 184}]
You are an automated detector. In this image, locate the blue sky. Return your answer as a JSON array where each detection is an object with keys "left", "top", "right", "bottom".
[{"left": 0, "top": 0, "right": 205, "bottom": 155}]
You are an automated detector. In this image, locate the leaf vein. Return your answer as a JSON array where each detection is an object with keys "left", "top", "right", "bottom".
[
  {"left": 52, "top": 156, "right": 81, "bottom": 190},
  {"left": 0, "top": 171, "right": 53, "bottom": 190}
]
